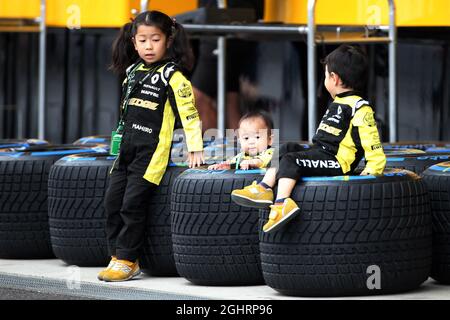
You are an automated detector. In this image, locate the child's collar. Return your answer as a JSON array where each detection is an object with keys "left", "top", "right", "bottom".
[
  {"left": 140, "top": 58, "right": 172, "bottom": 70},
  {"left": 243, "top": 147, "right": 271, "bottom": 157},
  {"left": 335, "top": 90, "right": 363, "bottom": 98}
]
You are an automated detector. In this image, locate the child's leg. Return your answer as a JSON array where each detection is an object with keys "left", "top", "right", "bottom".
[
  {"left": 260, "top": 142, "right": 307, "bottom": 189},
  {"left": 262, "top": 154, "right": 301, "bottom": 233},
  {"left": 264, "top": 148, "right": 343, "bottom": 233},
  {"left": 261, "top": 167, "right": 277, "bottom": 188},
  {"left": 274, "top": 177, "right": 297, "bottom": 200},
  {"left": 104, "top": 167, "right": 127, "bottom": 258},
  {"left": 102, "top": 173, "right": 155, "bottom": 282},
  {"left": 115, "top": 173, "right": 156, "bottom": 263},
  {"left": 99, "top": 166, "right": 127, "bottom": 281},
  {"left": 230, "top": 142, "right": 307, "bottom": 208}
]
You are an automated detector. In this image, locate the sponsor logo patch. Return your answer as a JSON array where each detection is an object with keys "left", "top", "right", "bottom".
[
  {"left": 318, "top": 123, "right": 342, "bottom": 136},
  {"left": 371, "top": 144, "right": 383, "bottom": 151},
  {"left": 132, "top": 123, "right": 153, "bottom": 134},
  {"left": 186, "top": 112, "right": 199, "bottom": 121},
  {"left": 296, "top": 159, "right": 341, "bottom": 169},
  {"left": 140, "top": 89, "right": 159, "bottom": 98},
  {"left": 128, "top": 98, "right": 158, "bottom": 110},
  {"left": 178, "top": 82, "right": 192, "bottom": 98}
]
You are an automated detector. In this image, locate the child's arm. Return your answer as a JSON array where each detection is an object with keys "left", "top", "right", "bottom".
[
  {"left": 209, "top": 152, "right": 242, "bottom": 170},
  {"left": 240, "top": 159, "right": 264, "bottom": 170},
  {"left": 168, "top": 71, "right": 204, "bottom": 167},
  {"left": 240, "top": 148, "right": 274, "bottom": 170},
  {"left": 353, "top": 106, "right": 386, "bottom": 175},
  {"left": 208, "top": 161, "right": 231, "bottom": 170},
  {"left": 188, "top": 151, "right": 205, "bottom": 168}
]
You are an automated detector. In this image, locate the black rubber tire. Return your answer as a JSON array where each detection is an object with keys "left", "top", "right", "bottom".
[
  {"left": 421, "top": 163, "right": 450, "bottom": 284},
  {"left": 425, "top": 147, "right": 450, "bottom": 154},
  {"left": 383, "top": 148, "right": 425, "bottom": 156},
  {"left": 48, "top": 154, "right": 186, "bottom": 274},
  {"left": 383, "top": 141, "right": 450, "bottom": 151},
  {"left": 48, "top": 154, "right": 112, "bottom": 266},
  {"left": 140, "top": 165, "right": 187, "bottom": 276},
  {"left": 0, "top": 139, "right": 48, "bottom": 150},
  {"left": 260, "top": 169, "right": 432, "bottom": 297},
  {"left": 171, "top": 169, "right": 266, "bottom": 286},
  {"left": 385, "top": 154, "right": 450, "bottom": 174},
  {"left": 0, "top": 145, "right": 99, "bottom": 258},
  {"left": 72, "top": 135, "right": 111, "bottom": 146}
]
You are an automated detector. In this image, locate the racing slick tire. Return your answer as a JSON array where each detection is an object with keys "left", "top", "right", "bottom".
[
  {"left": 383, "top": 141, "right": 450, "bottom": 151},
  {"left": 422, "top": 162, "right": 450, "bottom": 284},
  {"left": 171, "top": 169, "right": 266, "bottom": 285},
  {"left": 0, "top": 139, "right": 48, "bottom": 150},
  {"left": 260, "top": 169, "right": 432, "bottom": 296},
  {"left": 359, "top": 152, "right": 450, "bottom": 175},
  {"left": 384, "top": 154, "right": 450, "bottom": 174},
  {"left": 0, "top": 145, "right": 99, "bottom": 258}
]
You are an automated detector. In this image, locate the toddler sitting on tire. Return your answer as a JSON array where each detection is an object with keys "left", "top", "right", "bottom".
[{"left": 208, "top": 110, "right": 274, "bottom": 171}]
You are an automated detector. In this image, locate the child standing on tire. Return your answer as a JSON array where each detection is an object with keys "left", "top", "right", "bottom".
[
  {"left": 208, "top": 110, "right": 274, "bottom": 171},
  {"left": 231, "top": 45, "right": 386, "bottom": 233},
  {"left": 99, "top": 11, "right": 204, "bottom": 282}
]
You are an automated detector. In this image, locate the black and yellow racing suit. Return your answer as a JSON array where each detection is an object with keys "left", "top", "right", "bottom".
[
  {"left": 105, "top": 59, "right": 203, "bottom": 261},
  {"left": 114, "top": 59, "right": 203, "bottom": 184},
  {"left": 277, "top": 91, "right": 386, "bottom": 181}
]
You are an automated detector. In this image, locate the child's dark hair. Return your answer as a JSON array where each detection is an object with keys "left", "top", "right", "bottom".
[
  {"left": 110, "top": 10, "right": 194, "bottom": 75},
  {"left": 239, "top": 110, "right": 274, "bottom": 132},
  {"left": 322, "top": 45, "right": 368, "bottom": 92}
]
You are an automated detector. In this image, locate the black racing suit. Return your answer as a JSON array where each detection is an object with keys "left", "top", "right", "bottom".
[
  {"left": 277, "top": 91, "right": 386, "bottom": 181},
  {"left": 105, "top": 59, "right": 203, "bottom": 261}
]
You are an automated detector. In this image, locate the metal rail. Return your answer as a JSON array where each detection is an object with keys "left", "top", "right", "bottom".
[
  {"left": 217, "top": 0, "right": 226, "bottom": 137},
  {"left": 140, "top": 0, "right": 149, "bottom": 13},
  {"left": 38, "top": 0, "right": 46, "bottom": 140},
  {"left": 7, "top": 0, "right": 396, "bottom": 142},
  {"left": 183, "top": 0, "right": 397, "bottom": 142},
  {"left": 307, "top": 0, "right": 397, "bottom": 142}
]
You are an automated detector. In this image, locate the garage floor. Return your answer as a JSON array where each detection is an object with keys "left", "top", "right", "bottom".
[{"left": 0, "top": 259, "right": 449, "bottom": 300}]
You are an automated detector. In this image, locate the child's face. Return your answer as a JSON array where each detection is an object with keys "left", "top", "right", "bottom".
[
  {"left": 133, "top": 25, "right": 169, "bottom": 65},
  {"left": 238, "top": 117, "right": 272, "bottom": 156}
]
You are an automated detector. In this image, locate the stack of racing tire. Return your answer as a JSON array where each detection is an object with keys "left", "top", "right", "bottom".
[
  {"left": 0, "top": 139, "right": 105, "bottom": 258},
  {"left": 169, "top": 141, "right": 450, "bottom": 296},
  {"left": 2, "top": 136, "right": 450, "bottom": 297},
  {"left": 380, "top": 141, "right": 450, "bottom": 286},
  {"left": 171, "top": 169, "right": 266, "bottom": 285}
]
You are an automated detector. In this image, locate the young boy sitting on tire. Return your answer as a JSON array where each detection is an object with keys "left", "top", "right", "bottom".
[{"left": 231, "top": 45, "right": 386, "bottom": 233}]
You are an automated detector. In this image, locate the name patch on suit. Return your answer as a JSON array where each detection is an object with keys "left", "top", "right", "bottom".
[{"left": 128, "top": 98, "right": 158, "bottom": 110}]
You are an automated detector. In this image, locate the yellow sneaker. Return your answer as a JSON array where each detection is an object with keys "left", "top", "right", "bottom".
[
  {"left": 97, "top": 256, "right": 117, "bottom": 281},
  {"left": 263, "top": 198, "right": 300, "bottom": 233},
  {"left": 102, "top": 259, "right": 141, "bottom": 282},
  {"left": 231, "top": 181, "right": 274, "bottom": 208}
]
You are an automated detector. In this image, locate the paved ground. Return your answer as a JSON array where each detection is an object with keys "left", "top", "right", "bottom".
[
  {"left": 0, "top": 287, "right": 95, "bottom": 300},
  {"left": 0, "top": 259, "right": 449, "bottom": 300}
]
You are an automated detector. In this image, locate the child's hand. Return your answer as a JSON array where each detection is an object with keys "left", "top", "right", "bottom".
[
  {"left": 360, "top": 170, "right": 371, "bottom": 176},
  {"left": 208, "top": 162, "right": 231, "bottom": 170},
  {"left": 239, "top": 159, "right": 262, "bottom": 170},
  {"left": 188, "top": 151, "right": 204, "bottom": 168}
]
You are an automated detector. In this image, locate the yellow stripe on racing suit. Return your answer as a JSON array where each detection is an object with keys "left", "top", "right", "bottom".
[{"left": 143, "top": 69, "right": 203, "bottom": 185}]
